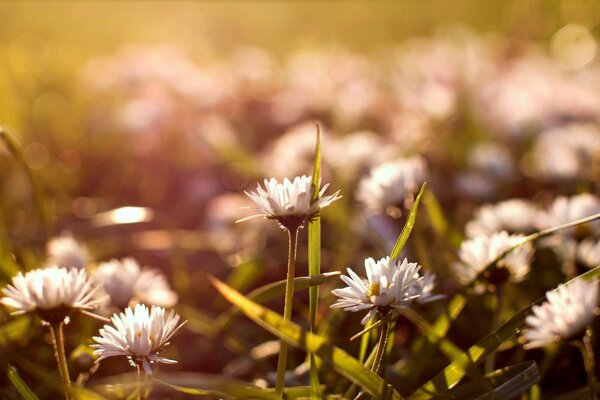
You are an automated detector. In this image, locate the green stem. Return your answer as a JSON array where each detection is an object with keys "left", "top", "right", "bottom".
[
  {"left": 137, "top": 364, "right": 148, "bottom": 400},
  {"left": 485, "top": 286, "right": 503, "bottom": 374},
  {"left": 49, "top": 322, "right": 72, "bottom": 400},
  {"left": 576, "top": 328, "right": 597, "bottom": 399},
  {"left": 371, "top": 313, "right": 391, "bottom": 376},
  {"left": 275, "top": 227, "right": 299, "bottom": 397}
]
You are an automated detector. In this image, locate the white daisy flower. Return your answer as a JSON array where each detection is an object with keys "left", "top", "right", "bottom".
[
  {"left": 356, "top": 156, "right": 427, "bottom": 213},
  {"left": 46, "top": 232, "right": 89, "bottom": 270},
  {"left": 1, "top": 267, "right": 107, "bottom": 323},
  {"left": 409, "top": 271, "right": 445, "bottom": 304},
  {"left": 466, "top": 199, "right": 537, "bottom": 238},
  {"left": 92, "top": 304, "right": 186, "bottom": 374},
  {"left": 241, "top": 175, "right": 341, "bottom": 227},
  {"left": 94, "top": 258, "right": 178, "bottom": 309},
  {"left": 535, "top": 194, "right": 600, "bottom": 238},
  {"left": 331, "top": 257, "right": 434, "bottom": 325},
  {"left": 454, "top": 231, "right": 534, "bottom": 286},
  {"left": 521, "top": 279, "right": 599, "bottom": 349},
  {"left": 576, "top": 239, "right": 600, "bottom": 269}
]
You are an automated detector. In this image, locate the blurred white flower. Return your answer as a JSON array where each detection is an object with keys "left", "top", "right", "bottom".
[
  {"left": 530, "top": 123, "right": 600, "bottom": 181},
  {"left": 466, "top": 199, "right": 537, "bottom": 238},
  {"left": 576, "top": 239, "right": 600, "bottom": 268},
  {"left": 92, "top": 304, "right": 186, "bottom": 374},
  {"left": 408, "top": 271, "right": 445, "bottom": 304},
  {"left": 241, "top": 175, "right": 341, "bottom": 226},
  {"left": 1, "top": 267, "right": 107, "bottom": 323},
  {"left": 469, "top": 142, "right": 515, "bottom": 179},
  {"left": 454, "top": 231, "right": 534, "bottom": 285},
  {"left": 94, "top": 258, "right": 178, "bottom": 309},
  {"left": 535, "top": 193, "right": 600, "bottom": 237},
  {"left": 261, "top": 122, "right": 318, "bottom": 178},
  {"left": 521, "top": 279, "right": 599, "bottom": 349},
  {"left": 330, "top": 257, "right": 435, "bottom": 324},
  {"left": 46, "top": 232, "right": 89, "bottom": 269},
  {"left": 356, "top": 156, "right": 427, "bottom": 213}
]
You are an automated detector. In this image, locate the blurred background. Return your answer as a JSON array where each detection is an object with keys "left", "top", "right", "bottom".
[{"left": 1, "top": 1, "right": 600, "bottom": 398}]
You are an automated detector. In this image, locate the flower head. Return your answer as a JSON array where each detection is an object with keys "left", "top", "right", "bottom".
[
  {"left": 535, "top": 194, "right": 600, "bottom": 238},
  {"left": 94, "top": 258, "right": 178, "bottom": 309},
  {"left": 46, "top": 232, "right": 89, "bottom": 270},
  {"left": 331, "top": 257, "right": 437, "bottom": 324},
  {"left": 466, "top": 199, "right": 537, "bottom": 238},
  {"left": 1, "top": 267, "right": 107, "bottom": 323},
  {"left": 92, "top": 304, "right": 186, "bottom": 374},
  {"left": 241, "top": 175, "right": 341, "bottom": 228},
  {"left": 454, "top": 231, "right": 534, "bottom": 286},
  {"left": 521, "top": 279, "right": 599, "bottom": 349}
]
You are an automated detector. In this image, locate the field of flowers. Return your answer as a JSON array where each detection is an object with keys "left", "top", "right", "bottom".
[{"left": 1, "top": 2, "right": 600, "bottom": 399}]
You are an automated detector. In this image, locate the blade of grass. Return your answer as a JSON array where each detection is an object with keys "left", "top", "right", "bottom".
[
  {"left": 212, "top": 278, "right": 404, "bottom": 400},
  {"left": 390, "top": 183, "right": 427, "bottom": 260},
  {"left": 408, "top": 266, "right": 600, "bottom": 399},
  {"left": 0, "top": 316, "right": 31, "bottom": 345},
  {"left": 308, "top": 123, "right": 323, "bottom": 399},
  {"left": 0, "top": 127, "right": 50, "bottom": 235},
  {"left": 0, "top": 354, "right": 39, "bottom": 400}
]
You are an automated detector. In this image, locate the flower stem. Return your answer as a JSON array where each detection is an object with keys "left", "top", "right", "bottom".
[
  {"left": 137, "top": 365, "right": 148, "bottom": 400},
  {"left": 275, "top": 227, "right": 299, "bottom": 397},
  {"left": 371, "top": 312, "right": 391, "bottom": 376},
  {"left": 485, "top": 285, "right": 503, "bottom": 374},
  {"left": 49, "top": 322, "right": 72, "bottom": 400},
  {"left": 576, "top": 328, "right": 597, "bottom": 399}
]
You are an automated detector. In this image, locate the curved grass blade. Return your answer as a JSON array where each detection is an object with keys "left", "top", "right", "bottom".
[
  {"left": 390, "top": 182, "right": 427, "bottom": 260},
  {"left": 443, "top": 361, "right": 539, "bottom": 400},
  {"left": 212, "top": 278, "right": 404, "bottom": 400},
  {"left": 0, "top": 354, "right": 39, "bottom": 400},
  {"left": 0, "top": 127, "right": 50, "bottom": 234},
  {"left": 154, "top": 373, "right": 280, "bottom": 399},
  {"left": 308, "top": 123, "right": 323, "bottom": 399},
  {"left": 408, "top": 266, "right": 600, "bottom": 399},
  {"left": 215, "top": 272, "right": 340, "bottom": 332}
]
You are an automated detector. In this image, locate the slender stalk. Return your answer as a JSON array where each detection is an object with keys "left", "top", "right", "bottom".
[
  {"left": 371, "top": 313, "right": 391, "bottom": 376},
  {"left": 275, "top": 227, "right": 299, "bottom": 397},
  {"left": 137, "top": 364, "right": 148, "bottom": 400},
  {"left": 48, "top": 322, "right": 72, "bottom": 400},
  {"left": 485, "top": 286, "right": 503, "bottom": 374},
  {"left": 575, "top": 328, "right": 597, "bottom": 399}
]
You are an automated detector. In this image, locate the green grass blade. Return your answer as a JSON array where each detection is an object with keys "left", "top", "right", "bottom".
[
  {"left": 212, "top": 278, "right": 404, "bottom": 400},
  {"left": 390, "top": 182, "right": 427, "bottom": 260},
  {"left": 408, "top": 266, "right": 600, "bottom": 399},
  {"left": 215, "top": 272, "right": 340, "bottom": 332},
  {"left": 0, "top": 316, "right": 30, "bottom": 345},
  {"left": 0, "top": 354, "right": 39, "bottom": 400},
  {"left": 154, "top": 373, "right": 280, "bottom": 399},
  {"left": 0, "top": 127, "right": 50, "bottom": 235},
  {"left": 442, "top": 361, "right": 539, "bottom": 400}
]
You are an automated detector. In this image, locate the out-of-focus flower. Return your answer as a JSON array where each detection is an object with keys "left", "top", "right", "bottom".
[
  {"left": 535, "top": 193, "right": 600, "bottom": 237},
  {"left": 92, "top": 304, "right": 186, "bottom": 374},
  {"left": 1, "top": 267, "right": 107, "bottom": 323},
  {"left": 408, "top": 271, "right": 445, "bottom": 304},
  {"left": 529, "top": 123, "right": 600, "bottom": 181},
  {"left": 94, "top": 258, "right": 178, "bottom": 309},
  {"left": 331, "top": 256, "right": 437, "bottom": 324},
  {"left": 576, "top": 239, "right": 600, "bottom": 268},
  {"left": 454, "top": 171, "right": 497, "bottom": 200},
  {"left": 241, "top": 175, "right": 341, "bottom": 228},
  {"left": 469, "top": 142, "right": 515, "bottom": 179},
  {"left": 454, "top": 231, "right": 534, "bottom": 286},
  {"left": 521, "top": 279, "right": 599, "bottom": 349},
  {"left": 466, "top": 199, "right": 537, "bottom": 238},
  {"left": 356, "top": 156, "right": 427, "bottom": 213},
  {"left": 46, "top": 232, "right": 89, "bottom": 270}
]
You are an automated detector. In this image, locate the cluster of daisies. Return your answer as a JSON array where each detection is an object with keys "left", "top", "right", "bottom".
[{"left": 0, "top": 233, "right": 184, "bottom": 377}]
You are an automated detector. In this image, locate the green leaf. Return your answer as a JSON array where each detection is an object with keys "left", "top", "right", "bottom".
[
  {"left": 443, "top": 361, "right": 539, "bottom": 400},
  {"left": 408, "top": 266, "right": 600, "bottom": 399},
  {"left": 0, "top": 354, "right": 39, "bottom": 400},
  {"left": 308, "top": 125, "right": 323, "bottom": 399},
  {"left": 390, "top": 182, "right": 427, "bottom": 260},
  {"left": 215, "top": 272, "right": 340, "bottom": 332},
  {"left": 212, "top": 278, "right": 404, "bottom": 400},
  {"left": 154, "top": 373, "right": 280, "bottom": 399}
]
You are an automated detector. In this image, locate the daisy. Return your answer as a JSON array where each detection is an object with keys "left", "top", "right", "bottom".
[
  {"left": 92, "top": 304, "right": 186, "bottom": 374},
  {"left": 46, "top": 232, "right": 89, "bottom": 270},
  {"left": 94, "top": 258, "right": 178, "bottom": 309},
  {"left": 240, "top": 175, "right": 341, "bottom": 229},
  {"left": 356, "top": 156, "right": 427, "bottom": 214},
  {"left": 465, "top": 199, "right": 537, "bottom": 238},
  {"left": 1, "top": 267, "right": 107, "bottom": 324},
  {"left": 454, "top": 231, "right": 534, "bottom": 286},
  {"left": 331, "top": 257, "right": 434, "bottom": 325},
  {"left": 521, "top": 279, "right": 599, "bottom": 349},
  {"left": 535, "top": 194, "right": 600, "bottom": 238}
]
